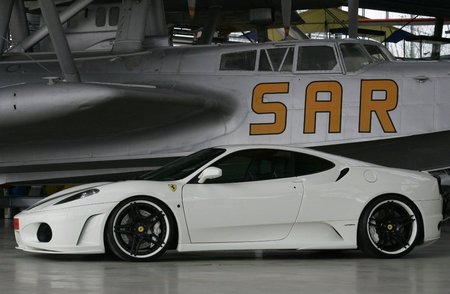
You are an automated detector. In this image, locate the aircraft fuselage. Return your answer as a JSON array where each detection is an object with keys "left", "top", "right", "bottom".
[{"left": 0, "top": 39, "right": 449, "bottom": 183}]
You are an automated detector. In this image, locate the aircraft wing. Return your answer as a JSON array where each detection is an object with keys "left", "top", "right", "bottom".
[{"left": 0, "top": 81, "right": 233, "bottom": 143}]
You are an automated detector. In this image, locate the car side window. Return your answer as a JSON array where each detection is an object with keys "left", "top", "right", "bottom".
[
  {"left": 204, "top": 149, "right": 294, "bottom": 183},
  {"left": 294, "top": 152, "right": 335, "bottom": 176}
]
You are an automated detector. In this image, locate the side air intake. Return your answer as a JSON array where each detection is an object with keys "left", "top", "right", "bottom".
[{"left": 336, "top": 168, "right": 350, "bottom": 182}]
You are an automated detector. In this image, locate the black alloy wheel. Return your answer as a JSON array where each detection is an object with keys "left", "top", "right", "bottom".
[
  {"left": 105, "top": 196, "right": 174, "bottom": 261},
  {"left": 358, "top": 195, "right": 422, "bottom": 258}
]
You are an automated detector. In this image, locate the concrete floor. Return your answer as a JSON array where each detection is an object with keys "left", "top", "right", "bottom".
[{"left": 1, "top": 219, "right": 450, "bottom": 294}]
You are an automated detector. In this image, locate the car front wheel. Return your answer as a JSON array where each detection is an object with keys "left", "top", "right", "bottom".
[
  {"left": 358, "top": 195, "right": 422, "bottom": 258},
  {"left": 105, "top": 196, "right": 174, "bottom": 261}
]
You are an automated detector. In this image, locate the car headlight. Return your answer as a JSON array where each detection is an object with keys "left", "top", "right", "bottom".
[{"left": 54, "top": 189, "right": 100, "bottom": 205}]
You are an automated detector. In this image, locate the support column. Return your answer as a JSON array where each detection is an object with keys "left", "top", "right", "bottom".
[
  {"left": 10, "top": 0, "right": 29, "bottom": 46},
  {"left": 0, "top": 0, "right": 14, "bottom": 53},
  {"left": 198, "top": 6, "right": 221, "bottom": 45},
  {"left": 348, "top": 0, "right": 359, "bottom": 39},
  {"left": 144, "top": 0, "right": 169, "bottom": 48},
  {"left": 431, "top": 17, "right": 444, "bottom": 60},
  {"left": 113, "top": 0, "right": 150, "bottom": 53},
  {"left": 38, "top": 0, "right": 80, "bottom": 82},
  {"left": 11, "top": 0, "right": 94, "bottom": 53}
]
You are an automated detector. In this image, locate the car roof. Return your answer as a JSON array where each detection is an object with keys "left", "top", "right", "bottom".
[
  {"left": 214, "top": 144, "right": 326, "bottom": 157},
  {"left": 213, "top": 144, "right": 374, "bottom": 168}
]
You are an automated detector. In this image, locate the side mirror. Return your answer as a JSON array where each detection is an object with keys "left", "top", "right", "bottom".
[{"left": 198, "top": 167, "right": 222, "bottom": 184}]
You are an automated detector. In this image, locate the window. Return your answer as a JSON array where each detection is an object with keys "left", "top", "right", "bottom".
[
  {"left": 109, "top": 7, "right": 120, "bottom": 26},
  {"left": 140, "top": 148, "right": 226, "bottom": 181},
  {"left": 364, "top": 44, "right": 390, "bottom": 61},
  {"left": 340, "top": 43, "right": 372, "bottom": 72},
  {"left": 294, "top": 153, "right": 335, "bottom": 176},
  {"left": 220, "top": 50, "right": 257, "bottom": 71},
  {"left": 95, "top": 7, "right": 106, "bottom": 27},
  {"left": 259, "top": 47, "right": 294, "bottom": 72},
  {"left": 297, "top": 46, "right": 337, "bottom": 71},
  {"left": 205, "top": 149, "right": 294, "bottom": 183}
]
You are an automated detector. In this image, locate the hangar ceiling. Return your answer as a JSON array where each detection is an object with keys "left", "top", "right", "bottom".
[
  {"left": 28, "top": 1, "right": 450, "bottom": 18},
  {"left": 160, "top": 0, "right": 450, "bottom": 18},
  {"left": 359, "top": 0, "right": 450, "bottom": 18}
]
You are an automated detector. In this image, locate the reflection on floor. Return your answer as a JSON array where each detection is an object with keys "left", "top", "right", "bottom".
[{"left": 1, "top": 219, "right": 450, "bottom": 294}]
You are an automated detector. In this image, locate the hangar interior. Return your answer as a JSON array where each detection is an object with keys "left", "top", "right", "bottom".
[{"left": 1, "top": 0, "right": 450, "bottom": 293}]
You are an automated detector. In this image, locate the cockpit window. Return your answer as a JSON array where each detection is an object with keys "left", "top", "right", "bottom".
[
  {"left": 297, "top": 46, "right": 337, "bottom": 71},
  {"left": 364, "top": 44, "right": 390, "bottom": 61},
  {"left": 95, "top": 7, "right": 107, "bottom": 27},
  {"left": 259, "top": 47, "right": 294, "bottom": 72},
  {"left": 340, "top": 43, "right": 372, "bottom": 72},
  {"left": 109, "top": 7, "right": 120, "bottom": 26},
  {"left": 220, "top": 50, "right": 257, "bottom": 71}
]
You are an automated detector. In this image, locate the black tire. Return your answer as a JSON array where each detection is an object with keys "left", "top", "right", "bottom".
[
  {"left": 105, "top": 196, "right": 174, "bottom": 261},
  {"left": 358, "top": 195, "right": 422, "bottom": 258}
]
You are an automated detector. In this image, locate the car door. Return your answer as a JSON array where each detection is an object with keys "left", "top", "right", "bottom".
[{"left": 182, "top": 149, "right": 304, "bottom": 243}]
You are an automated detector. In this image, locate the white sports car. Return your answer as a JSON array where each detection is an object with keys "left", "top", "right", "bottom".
[{"left": 14, "top": 145, "right": 445, "bottom": 261}]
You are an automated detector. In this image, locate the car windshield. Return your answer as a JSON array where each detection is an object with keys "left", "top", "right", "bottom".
[{"left": 139, "top": 148, "right": 226, "bottom": 181}]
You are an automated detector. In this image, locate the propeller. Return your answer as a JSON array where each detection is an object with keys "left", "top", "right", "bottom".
[
  {"left": 188, "top": 0, "right": 196, "bottom": 18},
  {"left": 281, "top": 0, "right": 292, "bottom": 37}
]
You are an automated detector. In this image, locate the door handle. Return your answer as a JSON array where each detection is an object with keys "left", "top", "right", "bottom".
[{"left": 414, "top": 76, "right": 429, "bottom": 83}]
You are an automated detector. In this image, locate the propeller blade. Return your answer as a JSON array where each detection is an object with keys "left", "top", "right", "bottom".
[{"left": 281, "top": 0, "right": 292, "bottom": 37}]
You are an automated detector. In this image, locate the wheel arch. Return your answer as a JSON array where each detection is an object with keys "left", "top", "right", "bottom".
[
  {"left": 356, "top": 193, "right": 425, "bottom": 249},
  {"left": 103, "top": 194, "right": 180, "bottom": 253}
]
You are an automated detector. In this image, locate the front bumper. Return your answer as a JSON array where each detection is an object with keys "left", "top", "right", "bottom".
[{"left": 14, "top": 202, "right": 115, "bottom": 254}]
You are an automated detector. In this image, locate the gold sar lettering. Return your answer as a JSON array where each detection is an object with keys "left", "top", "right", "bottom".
[
  {"left": 250, "top": 83, "right": 289, "bottom": 135},
  {"left": 359, "top": 79, "right": 398, "bottom": 133},
  {"left": 304, "top": 81, "right": 343, "bottom": 134},
  {"left": 249, "top": 79, "right": 398, "bottom": 135}
]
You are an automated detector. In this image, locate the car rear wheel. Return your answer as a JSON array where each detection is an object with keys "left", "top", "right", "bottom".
[
  {"left": 105, "top": 196, "right": 174, "bottom": 261},
  {"left": 358, "top": 195, "right": 422, "bottom": 258}
]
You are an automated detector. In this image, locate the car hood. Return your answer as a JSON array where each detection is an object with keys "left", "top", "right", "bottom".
[{"left": 26, "top": 182, "right": 112, "bottom": 211}]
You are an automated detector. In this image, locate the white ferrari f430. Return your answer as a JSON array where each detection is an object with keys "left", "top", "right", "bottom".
[{"left": 14, "top": 145, "right": 447, "bottom": 261}]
